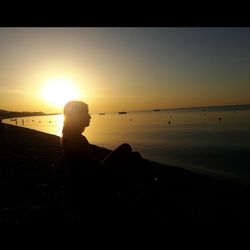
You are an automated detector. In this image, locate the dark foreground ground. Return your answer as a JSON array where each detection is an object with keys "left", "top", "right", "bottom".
[{"left": 1, "top": 124, "right": 250, "bottom": 224}]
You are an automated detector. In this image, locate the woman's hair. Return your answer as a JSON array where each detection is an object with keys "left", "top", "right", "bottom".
[
  {"left": 64, "top": 101, "right": 88, "bottom": 119},
  {"left": 62, "top": 101, "right": 88, "bottom": 134}
]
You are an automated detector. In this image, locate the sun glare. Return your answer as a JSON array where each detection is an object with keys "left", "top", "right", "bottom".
[{"left": 42, "top": 78, "right": 80, "bottom": 107}]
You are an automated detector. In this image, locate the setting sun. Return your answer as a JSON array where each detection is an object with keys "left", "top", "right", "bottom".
[{"left": 41, "top": 78, "right": 80, "bottom": 107}]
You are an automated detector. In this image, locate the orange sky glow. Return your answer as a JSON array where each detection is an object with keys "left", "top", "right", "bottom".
[{"left": 0, "top": 28, "right": 250, "bottom": 114}]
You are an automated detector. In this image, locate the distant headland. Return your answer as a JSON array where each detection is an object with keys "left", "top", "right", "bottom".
[{"left": 0, "top": 109, "right": 56, "bottom": 119}]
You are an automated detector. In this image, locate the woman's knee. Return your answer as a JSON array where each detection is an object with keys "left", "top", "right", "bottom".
[{"left": 116, "top": 143, "right": 132, "bottom": 153}]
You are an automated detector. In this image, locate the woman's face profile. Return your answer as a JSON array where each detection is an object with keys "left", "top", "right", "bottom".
[{"left": 79, "top": 107, "right": 91, "bottom": 128}]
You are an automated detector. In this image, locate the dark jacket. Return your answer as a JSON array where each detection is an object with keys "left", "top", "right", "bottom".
[{"left": 61, "top": 131, "right": 100, "bottom": 180}]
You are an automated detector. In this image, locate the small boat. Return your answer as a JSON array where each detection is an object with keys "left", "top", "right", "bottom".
[
  {"left": 153, "top": 109, "right": 161, "bottom": 111},
  {"left": 99, "top": 113, "right": 106, "bottom": 115},
  {"left": 118, "top": 111, "right": 127, "bottom": 114}
]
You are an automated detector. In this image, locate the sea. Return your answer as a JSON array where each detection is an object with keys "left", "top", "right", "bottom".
[{"left": 3, "top": 105, "right": 250, "bottom": 184}]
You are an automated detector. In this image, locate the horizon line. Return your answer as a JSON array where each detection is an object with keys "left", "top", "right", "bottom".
[
  {"left": 1, "top": 103, "right": 250, "bottom": 116},
  {"left": 115, "top": 103, "right": 250, "bottom": 114}
]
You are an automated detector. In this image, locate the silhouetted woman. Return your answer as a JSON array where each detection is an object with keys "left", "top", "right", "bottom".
[
  {"left": 61, "top": 100, "right": 142, "bottom": 174},
  {"left": 61, "top": 101, "right": 143, "bottom": 188},
  {"left": 60, "top": 100, "right": 144, "bottom": 222}
]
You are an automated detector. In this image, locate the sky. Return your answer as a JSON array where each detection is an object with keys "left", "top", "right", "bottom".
[{"left": 0, "top": 27, "right": 250, "bottom": 114}]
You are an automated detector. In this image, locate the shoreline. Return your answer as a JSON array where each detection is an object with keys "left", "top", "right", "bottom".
[{"left": 1, "top": 124, "right": 250, "bottom": 224}]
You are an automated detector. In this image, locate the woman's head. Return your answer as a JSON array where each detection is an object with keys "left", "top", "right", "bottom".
[{"left": 63, "top": 101, "right": 91, "bottom": 133}]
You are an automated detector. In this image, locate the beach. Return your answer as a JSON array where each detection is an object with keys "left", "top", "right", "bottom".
[{"left": 1, "top": 124, "right": 250, "bottom": 224}]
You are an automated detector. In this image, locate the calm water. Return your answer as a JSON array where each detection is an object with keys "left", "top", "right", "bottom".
[{"left": 3, "top": 105, "right": 250, "bottom": 183}]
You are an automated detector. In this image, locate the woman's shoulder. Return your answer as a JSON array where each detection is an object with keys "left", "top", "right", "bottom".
[{"left": 62, "top": 133, "right": 90, "bottom": 152}]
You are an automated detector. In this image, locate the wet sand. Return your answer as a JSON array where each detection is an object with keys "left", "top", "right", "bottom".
[{"left": 0, "top": 124, "right": 250, "bottom": 224}]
